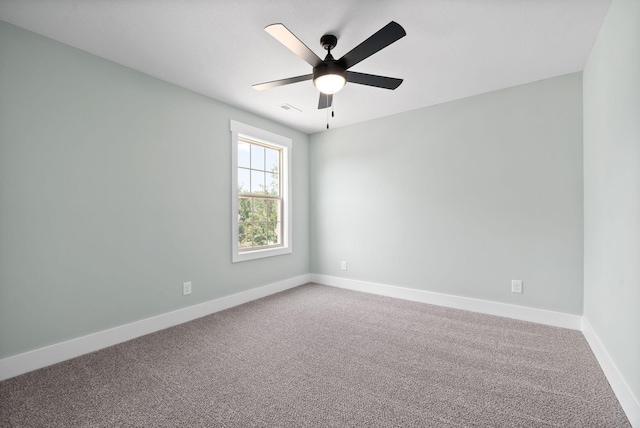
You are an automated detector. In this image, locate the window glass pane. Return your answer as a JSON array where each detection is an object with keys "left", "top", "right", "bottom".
[
  {"left": 238, "top": 141, "right": 251, "bottom": 168},
  {"left": 265, "top": 148, "right": 279, "bottom": 174},
  {"left": 239, "top": 223, "right": 253, "bottom": 248},
  {"left": 251, "top": 170, "right": 265, "bottom": 194},
  {"left": 267, "top": 173, "right": 279, "bottom": 196},
  {"left": 276, "top": 221, "right": 282, "bottom": 243},
  {"left": 252, "top": 198, "right": 266, "bottom": 222},
  {"left": 238, "top": 197, "right": 251, "bottom": 223},
  {"left": 252, "top": 222, "right": 268, "bottom": 247},
  {"left": 265, "top": 199, "right": 278, "bottom": 223},
  {"left": 251, "top": 145, "right": 265, "bottom": 170},
  {"left": 267, "top": 222, "right": 279, "bottom": 245},
  {"left": 238, "top": 168, "right": 250, "bottom": 194}
]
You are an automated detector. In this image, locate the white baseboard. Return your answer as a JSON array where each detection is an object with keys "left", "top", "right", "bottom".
[
  {"left": 0, "top": 274, "right": 310, "bottom": 381},
  {"left": 310, "top": 274, "right": 583, "bottom": 330},
  {"left": 582, "top": 318, "right": 640, "bottom": 427}
]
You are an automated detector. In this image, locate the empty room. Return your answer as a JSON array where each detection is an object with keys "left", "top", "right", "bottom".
[{"left": 0, "top": 0, "right": 638, "bottom": 426}]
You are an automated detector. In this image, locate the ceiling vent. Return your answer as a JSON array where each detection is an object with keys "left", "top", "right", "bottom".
[{"left": 279, "top": 103, "right": 302, "bottom": 112}]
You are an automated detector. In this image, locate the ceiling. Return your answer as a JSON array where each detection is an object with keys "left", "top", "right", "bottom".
[{"left": 0, "top": 0, "right": 612, "bottom": 134}]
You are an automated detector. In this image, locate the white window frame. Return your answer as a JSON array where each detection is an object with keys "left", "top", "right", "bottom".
[{"left": 230, "top": 120, "right": 292, "bottom": 262}]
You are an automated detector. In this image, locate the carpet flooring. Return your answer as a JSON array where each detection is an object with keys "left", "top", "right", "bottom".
[{"left": 0, "top": 283, "right": 631, "bottom": 427}]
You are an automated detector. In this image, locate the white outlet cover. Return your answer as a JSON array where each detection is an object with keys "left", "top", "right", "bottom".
[
  {"left": 183, "top": 281, "right": 192, "bottom": 295},
  {"left": 511, "top": 280, "right": 523, "bottom": 294},
  {"left": 341, "top": 261, "right": 347, "bottom": 271}
]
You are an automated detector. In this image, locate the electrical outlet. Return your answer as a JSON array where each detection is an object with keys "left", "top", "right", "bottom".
[
  {"left": 183, "top": 281, "right": 192, "bottom": 296},
  {"left": 341, "top": 261, "right": 347, "bottom": 271},
  {"left": 511, "top": 280, "right": 523, "bottom": 294}
]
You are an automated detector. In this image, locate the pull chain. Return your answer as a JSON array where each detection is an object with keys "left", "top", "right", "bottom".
[
  {"left": 332, "top": 95, "right": 336, "bottom": 118},
  {"left": 326, "top": 93, "right": 330, "bottom": 129},
  {"left": 326, "top": 99, "right": 329, "bottom": 129},
  {"left": 325, "top": 94, "right": 335, "bottom": 129}
]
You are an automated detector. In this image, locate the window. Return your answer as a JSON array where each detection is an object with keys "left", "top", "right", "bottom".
[{"left": 230, "top": 120, "right": 292, "bottom": 262}]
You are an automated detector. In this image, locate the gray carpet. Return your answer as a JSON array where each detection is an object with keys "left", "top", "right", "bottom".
[{"left": 0, "top": 283, "right": 630, "bottom": 427}]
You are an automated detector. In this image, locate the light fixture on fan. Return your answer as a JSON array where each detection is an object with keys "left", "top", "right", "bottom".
[{"left": 313, "top": 66, "right": 346, "bottom": 94}]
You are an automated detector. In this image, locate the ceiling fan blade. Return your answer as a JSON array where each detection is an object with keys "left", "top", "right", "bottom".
[
  {"left": 265, "top": 24, "right": 322, "bottom": 67},
  {"left": 252, "top": 74, "right": 312, "bottom": 90},
  {"left": 318, "top": 93, "right": 333, "bottom": 109},
  {"left": 338, "top": 21, "right": 406, "bottom": 70},
  {"left": 347, "top": 71, "right": 403, "bottom": 90}
]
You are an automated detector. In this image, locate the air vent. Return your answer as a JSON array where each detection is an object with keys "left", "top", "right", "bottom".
[{"left": 279, "top": 103, "right": 302, "bottom": 112}]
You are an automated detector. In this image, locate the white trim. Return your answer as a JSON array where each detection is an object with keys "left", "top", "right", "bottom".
[
  {"left": 582, "top": 317, "right": 640, "bottom": 427},
  {"left": 230, "top": 120, "right": 293, "bottom": 263},
  {"left": 0, "top": 274, "right": 311, "bottom": 381},
  {"left": 310, "top": 274, "right": 582, "bottom": 330}
]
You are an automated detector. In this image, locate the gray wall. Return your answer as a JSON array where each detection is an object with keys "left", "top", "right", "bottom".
[
  {"left": 310, "top": 74, "right": 584, "bottom": 315},
  {"left": 0, "top": 22, "right": 310, "bottom": 359},
  {"left": 583, "top": 0, "right": 640, "bottom": 402}
]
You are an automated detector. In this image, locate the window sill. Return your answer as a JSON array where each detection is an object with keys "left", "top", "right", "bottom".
[{"left": 233, "top": 245, "right": 292, "bottom": 263}]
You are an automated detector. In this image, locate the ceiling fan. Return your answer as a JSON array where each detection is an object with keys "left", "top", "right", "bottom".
[{"left": 253, "top": 21, "right": 406, "bottom": 109}]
